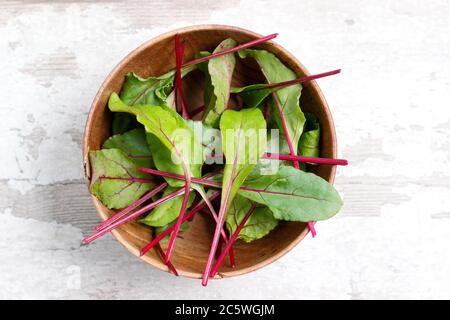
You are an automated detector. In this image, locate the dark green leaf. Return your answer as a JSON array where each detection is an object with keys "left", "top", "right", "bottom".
[
  {"left": 226, "top": 195, "right": 278, "bottom": 243},
  {"left": 103, "top": 128, "right": 153, "bottom": 168},
  {"left": 119, "top": 66, "right": 196, "bottom": 108},
  {"left": 112, "top": 113, "right": 141, "bottom": 135},
  {"left": 89, "top": 148, "right": 154, "bottom": 209},
  {"left": 239, "top": 165, "right": 342, "bottom": 222},
  {"left": 299, "top": 112, "right": 321, "bottom": 158}
]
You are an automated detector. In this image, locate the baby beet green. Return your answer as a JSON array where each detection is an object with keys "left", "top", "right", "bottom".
[
  {"left": 89, "top": 148, "right": 155, "bottom": 209},
  {"left": 202, "top": 107, "right": 267, "bottom": 286},
  {"left": 226, "top": 195, "right": 278, "bottom": 243},
  {"left": 202, "top": 38, "right": 236, "bottom": 127}
]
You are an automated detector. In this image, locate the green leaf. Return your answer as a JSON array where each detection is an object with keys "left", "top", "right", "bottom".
[
  {"left": 89, "top": 148, "right": 154, "bottom": 209},
  {"left": 239, "top": 166, "right": 343, "bottom": 222},
  {"left": 196, "top": 51, "right": 211, "bottom": 73},
  {"left": 251, "top": 131, "right": 291, "bottom": 176},
  {"left": 120, "top": 72, "right": 172, "bottom": 107},
  {"left": 202, "top": 38, "right": 237, "bottom": 127},
  {"left": 112, "top": 113, "right": 141, "bottom": 135},
  {"left": 186, "top": 119, "right": 221, "bottom": 163},
  {"left": 299, "top": 112, "right": 321, "bottom": 158},
  {"left": 238, "top": 49, "right": 306, "bottom": 152},
  {"left": 219, "top": 108, "right": 267, "bottom": 212},
  {"left": 230, "top": 83, "right": 278, "bottom": 108},
  {"left": 139, "top": 187, "right": 195, "bottom": 227},
  {"left": 119, "top": 66, "right": 196, "bottom": 108},
  {"left": 155, "top": 220, "right": 190, "bottom": 243},
  {"left": 102, "top": 128, "right": 153, "bottom": 168},
  {"left": 108, "top": 93, "right": 204, "bottom": 187},
  {"left": 226, "top": 195, "right": 278, "bottom": 243}
]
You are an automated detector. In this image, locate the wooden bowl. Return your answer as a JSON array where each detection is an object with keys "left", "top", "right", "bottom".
[{"left": 83, "top": 25, "right": 337, "bottom": 279}]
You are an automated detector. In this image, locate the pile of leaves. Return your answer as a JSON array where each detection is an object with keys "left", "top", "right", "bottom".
[{"left": 82, "top": 33, "right": 347, "bottom": 286}]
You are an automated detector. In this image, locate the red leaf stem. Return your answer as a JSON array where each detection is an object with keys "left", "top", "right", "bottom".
[
  {"left": 94, "top": 182, "right": 168, "bottom": 232},
  {"left": 82, "top": 188, "right": 185, "bottom": 244},
  {"left": 182, "top": 34, "right": 278, "bottom": 68},
  {"left": 139, "top": 191, "right": 221, "bottom": 256},
  {"left": 210, "top": 203, "right": 257, "bottom": 276}
]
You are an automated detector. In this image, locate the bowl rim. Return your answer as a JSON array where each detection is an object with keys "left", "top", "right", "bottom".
[{"left": 83, "top": 24, "right": 337, "bottom": 279}]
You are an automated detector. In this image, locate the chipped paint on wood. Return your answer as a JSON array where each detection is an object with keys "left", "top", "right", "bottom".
[{"left": 0, "top": 0, "right": 449, "bottom": 299}]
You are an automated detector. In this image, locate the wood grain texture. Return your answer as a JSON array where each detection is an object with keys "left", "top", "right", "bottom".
[{"left": 1, "top": 0, "right": 450, "bottom": 299}]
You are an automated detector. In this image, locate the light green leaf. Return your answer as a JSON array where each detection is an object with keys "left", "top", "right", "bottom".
[
  {"left": 299, "top": 112, "right": 321, "bottom": 158},
  {"left": 202, "top": 38, "right": 237, "bottom": 127},
  {"left": 103, "top": 128, "right": 153, "bottom": 168},
  {"left": 120, "top": 72, "right": 172, "bottom": 107},
  {"left": 251, "top": 131, "right": 291, "bottom": 176},
  {"left": 226, "top": 195, "right": 278, "bottom": 243},
  {"left": 108, "top": 93, "right": 204, "bottom": 187},
  {"left": 239, "top": 166, "right": 343, "bottom": 222},
  {"left": 89, "top": 148, "right": 154, "bottom": 209},
  {"left": 238, "top": 49, "right": 306, "bottom": 152},
  {"left": 139, "top": 187, "right": 195, "bottom": 227},
  {"left": 219, "top": 108, "right": 267, "bottom": 212}
]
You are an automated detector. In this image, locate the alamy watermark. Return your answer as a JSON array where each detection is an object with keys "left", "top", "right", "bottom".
[{"left": 168, "top": 126, "right": 281, "bottom": 174}]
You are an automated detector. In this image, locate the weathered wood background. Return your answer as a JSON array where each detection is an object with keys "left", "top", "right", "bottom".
[{"left": 1, "top": 0, "right": 449, "bottom": 299}]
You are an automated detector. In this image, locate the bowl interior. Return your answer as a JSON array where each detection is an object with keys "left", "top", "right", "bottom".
[{"left": 84, "top": 25, "right": 336, "bottom": 279}]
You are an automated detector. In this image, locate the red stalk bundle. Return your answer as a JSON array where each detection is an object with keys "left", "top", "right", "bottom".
[
  {"left": 202, "top": 179, "right": 233, "bottom": 286},
  {"left": 82, "top": 187, "right": 185, "bottom": 244},
  {"left": 154, "top": 241, "right": 179, "bottom": 276},
  {"left": 201, "top": 204, "right": 236, "bottom": 267},
  {"left": 94, "top": 182, "right": 168, "bottom": 232},
  {"left": 140, "top": 191, "right": 221, "bottom": 256},
  {"left": 210, "top": 203, "right": 257, "bottom": 277},
  {"left": 161, "top": 34, "right": 193, "bottom": 265}
]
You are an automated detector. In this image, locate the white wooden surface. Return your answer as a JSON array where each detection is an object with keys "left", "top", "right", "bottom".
[{"left": 1, "top": 0, "right": 449, "bottom": 299}]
